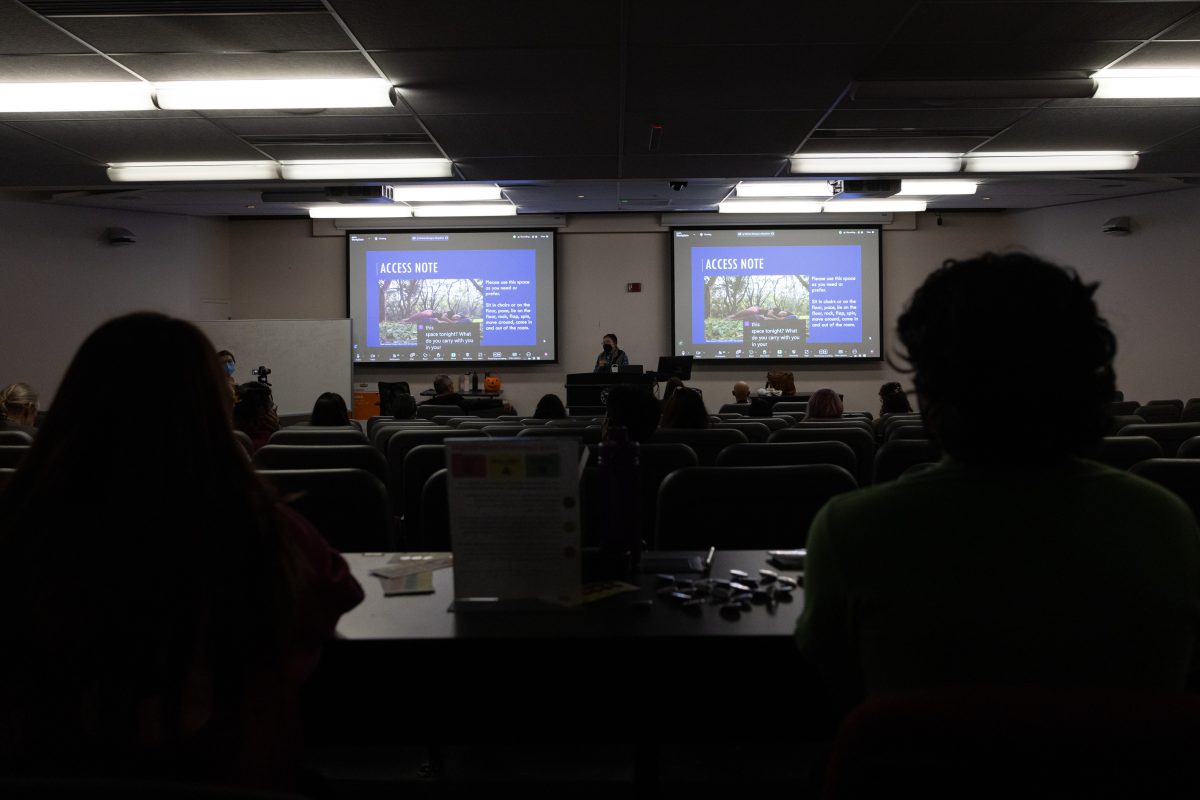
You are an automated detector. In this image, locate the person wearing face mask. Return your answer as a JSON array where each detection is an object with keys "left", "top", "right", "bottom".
[
  {"left": 217, "top": 349, "right": 237, "bottom": 401},
  {"left": 593, "top": 333, "right": 629, "bottom": 373}
]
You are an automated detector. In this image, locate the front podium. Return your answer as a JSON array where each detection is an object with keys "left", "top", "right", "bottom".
[{"left": 565, "top": 372, "right": 656, "bottom": 416}]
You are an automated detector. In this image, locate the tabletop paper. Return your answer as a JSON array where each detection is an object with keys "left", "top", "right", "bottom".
[{"left": 446, "top": 437, "right": 582, "bottom": 606}]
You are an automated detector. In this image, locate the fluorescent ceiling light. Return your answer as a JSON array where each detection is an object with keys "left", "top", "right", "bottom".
[
  {"left": 897, "top": 180, "right": 978, "bottom": 196},
  {"left": 718, "top": 199, "right": 824, "bottom": 214},
  {"left": 822, "top": 199, "right": 927, "bottom": 212},
  {"left": 0, "top": 82, "right": 155, "bottom": 112},
  {"left": 387, "top": 184, "right": 503, "bottom": 202},
  {"left": 1093, "top": 69, "right": 1200, "bottom": 98},
  {"left": 106, "top": 161, "right": 279, "bottom": 182},
  {"left": 154, "top": 78, "right": 393, "bottom": 110},
  {"left": 791, "top": 153, "right": 963, "bottom": 174},
  {"left": 309, "top": 206, "right": 414, "bottom": 219},
  {"left": 412, "top": 203, "right": 517, "bottom": 217},
  {"left": 964, "top": 151, "right": 1138, "bottom": 172},
  {"left": 734, "top": 181, "right": 834, "bottom": 198},
  {"left": 280, "top": 159, "right": 453, "bottom": 180}
]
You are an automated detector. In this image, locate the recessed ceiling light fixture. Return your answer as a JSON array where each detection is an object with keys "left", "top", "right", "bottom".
[
  {"left": 385, "top": 184, "right": 502, "bottom": 202},
  {"left": 106, "top": 161, "right": 280, "bottom": 182},
  {"left": 0, "top": 81, "right": 154, "bottom": 112},
  {"left": 717, "top": 199, "right": 825, "bottom": 214},
  {"left": 734, "top": 181, "right": 834, "bottom": 198},
  {"left": 153, "top": 78, "right": 394, "bottom": 110},
  {"left": 1093, "top": 68, "right": 1200, "bottom": 98},
  {"left": 897, "top": 179, "right": 978, "bottom": 196},
  {"left": 412, "top": 203, "right": 517, "bottom": 217},
  {"left": 964, "top": 151, "right": 1138, "bottom": 172},
  {"left": 308, "top": 206, "right": 414, "bottom": 219},
  {"left": 822, "top": 199, "right": 927, "bottom": 212},
  {"left": 280, "top": 159, "right": 453, "bottom": 180},
  {"left": 790, "top": 153, "right": 963, "bottom": 174}
]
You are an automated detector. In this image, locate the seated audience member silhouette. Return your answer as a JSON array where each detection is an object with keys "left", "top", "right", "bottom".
[
  {"left": 216, "top": 349, "right": 236, "bottom": 401},
  {"left": 662, "top": 377, "right": 686, "bottom": 406},
  {"left": 731, "top": 381, "right": 751, "bottom": 404},
  {"left": 805, "top": 387, "right": 843, "bottom": 419},
  {"left": 533, "top": 393, "right": 567, "bottom": 420},
  {"left": 660, "top": 387, "right": 711, "bottom": 430},
  {"left": 746, "top": 396, "right": 775, "bottom": 418},
  {"left": 309, "top": 391, "right": 351, "bottom": 426},
  {"left": 418, "top": 374, "right": 508, "bottom": 415},
  {"left": 753, "top": 370, "right": 796, "bottom": 410},
  {"left": 765, "top": 370, "right": 796, "bottom": 396},
  {"left": 796, "top": 253, "right": 1200, "bottom": 711},
  {"left": 874, "top": 380, "right": 915, "bottom": 434},
  {"left": 878, "top": 380, "right": 913, "bottom": 416},
  {"left": 0, "top": 382, "right": 38, "bottom": 434},
  {"left": 233, "top": 381, "right": 279, "bottom": 452},
  {"left": 419, "top": 374, "right": 464, "bottom": 407},
  {"left": 603, "top": 384, "right": 660, "bottom": 443},
  {"left": 0, "top": 312, "right": 363, "bottom": 790},
  {"left": 392, "top": 392, "right": 418, "bottom": 420}
]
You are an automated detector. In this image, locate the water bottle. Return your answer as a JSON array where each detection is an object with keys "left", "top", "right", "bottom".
[
  {"left": 470, "top": 371, "right": 478, "bottom": 393},
  {"left": 597, "top": 425, "right": 642, "bottom": 573}
]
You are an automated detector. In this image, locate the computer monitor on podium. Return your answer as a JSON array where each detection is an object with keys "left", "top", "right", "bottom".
[{"left": 655, "top": 355, "right": 694, "bottom": 381}]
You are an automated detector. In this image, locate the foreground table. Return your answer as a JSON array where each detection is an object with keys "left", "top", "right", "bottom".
[{"left": 304, "top": 551, "right": 836, "bottom": 745}]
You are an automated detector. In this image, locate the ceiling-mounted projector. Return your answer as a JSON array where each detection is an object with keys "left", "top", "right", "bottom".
[
  {"left": 261, "top": 186, "right": 393, "bottom": 204},
  {"left": 830, "top": 179, "right": 902, "bottom": 198}
]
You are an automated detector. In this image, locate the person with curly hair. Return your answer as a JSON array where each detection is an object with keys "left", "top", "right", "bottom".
[{"left": 797, "top": 253, "right": 1200, "bottom": 711}]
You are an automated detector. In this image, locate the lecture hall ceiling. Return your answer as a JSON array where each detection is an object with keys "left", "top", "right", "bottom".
[{"left": 2, "top": 0, "right": 1200, "bottom": 215}]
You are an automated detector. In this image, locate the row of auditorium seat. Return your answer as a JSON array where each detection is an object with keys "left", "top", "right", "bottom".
[
  {"left": 4, "top": 415, "right": 1200, "bottom": 556},
  {"left": 1108, "top": 397, "right": 1200, "bottom": 424}
]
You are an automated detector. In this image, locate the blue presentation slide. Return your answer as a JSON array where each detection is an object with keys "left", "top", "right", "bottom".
[
  {"left": 366, "top": 249, "right": 537, "bottom": 352},
  {"left": 690, "top": 245, "right": 862, "bottom": 348}
]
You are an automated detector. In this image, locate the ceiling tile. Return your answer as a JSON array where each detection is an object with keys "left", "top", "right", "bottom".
[
  {"left": 0, "top": 54, "right": 135, "bottom": 81},
  {"left": 838, "top": 97, "right": 1043, "bottom": 111},
  {"left": 422, "top": 113, "right": 615, "bottom": 158},
  {"left": 1047, "top": 97, "right": 1200, "bottom": 110},
  {"left": 253, "top": 142, "right": 444, "bottom": 160},
  {"left": 797, "top": 136, "right": 992, "bottom": 154},
  {"left": 862, "top": 41, "right": 1133, "bottom": 79},
  {"left": 454, "top": 155, "right": 618, "bottom": 181},
  {"left": 0, "top": 3, "right": 90, "bottom": 54},
  {"left": 821, "top": 108, "right": 1031, "bottom": 131},
  {"left": 0, "top": 123, "right": 106, "bottom": 185},
  {"left": 894, "top": 2, "right": 1197, "bottom": 43},
  {"left": 55, "top": 12, "right": 355, "bottom": 53},
  {"left": 975, "top": 106, "right": 1200, "bottom": 152},
  {"left": 628, "top": 2, "right": 913, "bottom": 45},
  {"left": 115, "top": 51, "right": 376, "bottom": 81},
  {"left": 1110, "top": 41, "right": 1200, "bottom": 69},
  {"left": 196, "top": 106, "right": 411, "bottom": 119},
  {"left": 1139, "top": 125, "right": 1200, "bottom": 170},
  {"left": 213, "top": 113, "right": 425, "bottom": 136},
  {"left": 5, "top": 117, "right": 266, "bottom": 162},
  {"left": 1160, "top": 10, "right": 1200, "bottom": 39},
  {"left": 379, "top": 49, "right": 618, "bottom": 114},
  {"left": 328, "top": 0, "right": 619, "bottom": 48},
  {"left": 623, "top": 110, "right": 824, "bottom": 155},
  {"left": 625, "top": 45, "right": 862, "bottom": 111}
]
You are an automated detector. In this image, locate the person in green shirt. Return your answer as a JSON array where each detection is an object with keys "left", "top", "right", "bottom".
[{"left": 796, "top": 252, "right": 1200, "bottom": 712}]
